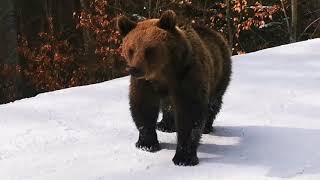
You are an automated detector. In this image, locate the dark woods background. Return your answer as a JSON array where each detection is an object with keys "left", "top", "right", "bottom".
[{"left": 0, "top": 0, "right": 320, "bottom": 104}]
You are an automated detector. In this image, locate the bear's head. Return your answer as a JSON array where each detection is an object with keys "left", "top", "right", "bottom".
[{"left": 117, "top": 10, "right": 180, "bottom": 81}]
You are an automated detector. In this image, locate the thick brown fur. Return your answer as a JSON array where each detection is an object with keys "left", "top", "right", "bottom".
[{"left": 117, "top": 10, "right": 232, "bottom": 166}]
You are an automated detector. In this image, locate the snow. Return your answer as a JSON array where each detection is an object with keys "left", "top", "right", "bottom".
[{"left": 1, "top": 39, "right": 320, "bottom": 180}]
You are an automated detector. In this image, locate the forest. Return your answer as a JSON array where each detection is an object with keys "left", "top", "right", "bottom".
[{"left": 0, "top": 0, "right": 320, "bottom": 104}]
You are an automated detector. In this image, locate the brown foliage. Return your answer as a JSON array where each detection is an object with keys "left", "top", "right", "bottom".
[{"left": 16, "top": 10, "right": 126, "bottom": 99}]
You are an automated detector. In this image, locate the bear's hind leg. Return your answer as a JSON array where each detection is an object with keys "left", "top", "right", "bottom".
[
  {"left": 157, "top": 98, "right": 176, "bottom": 133},
  {"left": 203, "top": 97, "right": 222, "bottom": 134},
  {"left": 130, "top": 78, "right": 161, "bottom": 152}
]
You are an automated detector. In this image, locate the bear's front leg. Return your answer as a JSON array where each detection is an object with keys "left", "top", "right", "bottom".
[
  {"left": 171, "top": 90, "right": 208, "bottom": 166},
  {"left": 129, "top": 78, "right": 161, "bottom": 152}
]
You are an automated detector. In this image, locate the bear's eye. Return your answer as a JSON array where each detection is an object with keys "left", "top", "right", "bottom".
[
  {"left": 145, "top": 47, "right": 157, "bottom": 61},
  {"left": 128, "top": 48, "right": 134, "bottom": 59}
]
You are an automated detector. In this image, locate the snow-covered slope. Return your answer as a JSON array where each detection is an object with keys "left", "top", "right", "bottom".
[{"left": 1, "top": 39, "right": 320, "bottom": 180}]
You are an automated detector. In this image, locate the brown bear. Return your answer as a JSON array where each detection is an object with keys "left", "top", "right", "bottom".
[{"left": 117, "top": 10, "right": 232, "bottom": 166}]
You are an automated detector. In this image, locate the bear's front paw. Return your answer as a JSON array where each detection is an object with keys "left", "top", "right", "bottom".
[
  {"left": 172, "top": 153, "right": 199, "bottom": 166},
  {"left": 135, "top": 140, "right": 161, "bottom": 152}
]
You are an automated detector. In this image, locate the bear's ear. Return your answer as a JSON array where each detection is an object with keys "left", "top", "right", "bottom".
[
  {"left": 117, "top": 16, "right": 137, "bottom": 36},
  {"left": 159, "top": 10, "right": 177, "bottom": 31}
]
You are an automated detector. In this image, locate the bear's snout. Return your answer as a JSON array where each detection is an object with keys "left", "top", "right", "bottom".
[{"left": 128, "top": 67, "right": 145, "bottom": 78}]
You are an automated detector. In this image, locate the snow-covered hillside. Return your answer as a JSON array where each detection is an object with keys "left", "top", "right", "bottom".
[{"left": 1, "top": 39, "right": 320, "bottom": 180}]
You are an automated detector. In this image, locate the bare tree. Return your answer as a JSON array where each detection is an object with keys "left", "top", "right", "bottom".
[
  {"left": 80, "top": 0, "right": 95, "bottom": 55},
  {"left": 148, "top": 0, "right": 152, "bottom": 18},
  {"left": 291, "top": 0, "right": 298, "bottom": 42},
  {"left": 114, "top": 0, "right": 120, "bottom": 8},
  {"left": 299, "top": 0, "right": 320, "bottom": 39},
  {"left": 0, "top": 0, "right": 21, "bottom": 99},
  {"left": 280, "top": 0, "right": 291, "bottom": 39},
  {"left": 155, "top": 0, "right": 161, "bottom": 17},
  {"left": 0, "top": 0, "right": 19, "bottom": 65},
  {"left": 226, "top": 0, "right": 233, "bottom": 49},
  {"left": 203, "top": 0, "right": 208, "bottom": 18}
]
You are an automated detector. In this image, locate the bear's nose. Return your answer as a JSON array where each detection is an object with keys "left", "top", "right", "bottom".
[{"left": 128, "top": 67, "right": 145, "bottom": 77}]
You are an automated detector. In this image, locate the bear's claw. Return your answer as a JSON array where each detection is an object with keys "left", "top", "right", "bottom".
[{"left": 135, "top": 141, "right": 161, "bottom": 152}]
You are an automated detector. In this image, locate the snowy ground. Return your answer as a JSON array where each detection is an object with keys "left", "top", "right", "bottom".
[{"left": 1, "top": 39, "right": 320, "bottom": 180}]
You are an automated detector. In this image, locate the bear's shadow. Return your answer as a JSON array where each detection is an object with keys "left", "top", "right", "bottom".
[{"left": 160, "top": 126, "right": 320, "bottom": 178}]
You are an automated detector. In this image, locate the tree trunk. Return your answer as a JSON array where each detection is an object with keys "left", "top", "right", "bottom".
[
  {"left": 80, "top": 0, "right": 95, "bottom": 55},
  {"left": 148, "top": 0, "right": 152, "bottom": 18},
  {"left": 155, "top": 0, "right": 160, "bottom": 17},
  {"left": 0, "top": 0, "right": 21, "bottom": 102},
  {"left": 0, "top": 0, "right": 19, "bottom": 65},
  {"left": 291, "top": 0, "right": 298, "bottom": 42},
  {"left": 226, "top": 0, "right": 233, "bottom": 50},
  {"left": 114, "top": 0, "right": 120, "bottom": 8},
  {"left": 203, "top": 0, "right": 208, "bottom": 19}
]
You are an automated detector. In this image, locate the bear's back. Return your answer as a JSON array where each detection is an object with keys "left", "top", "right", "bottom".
[{"left": 188, "top": 24, "right": 232, "bottom": 97}]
